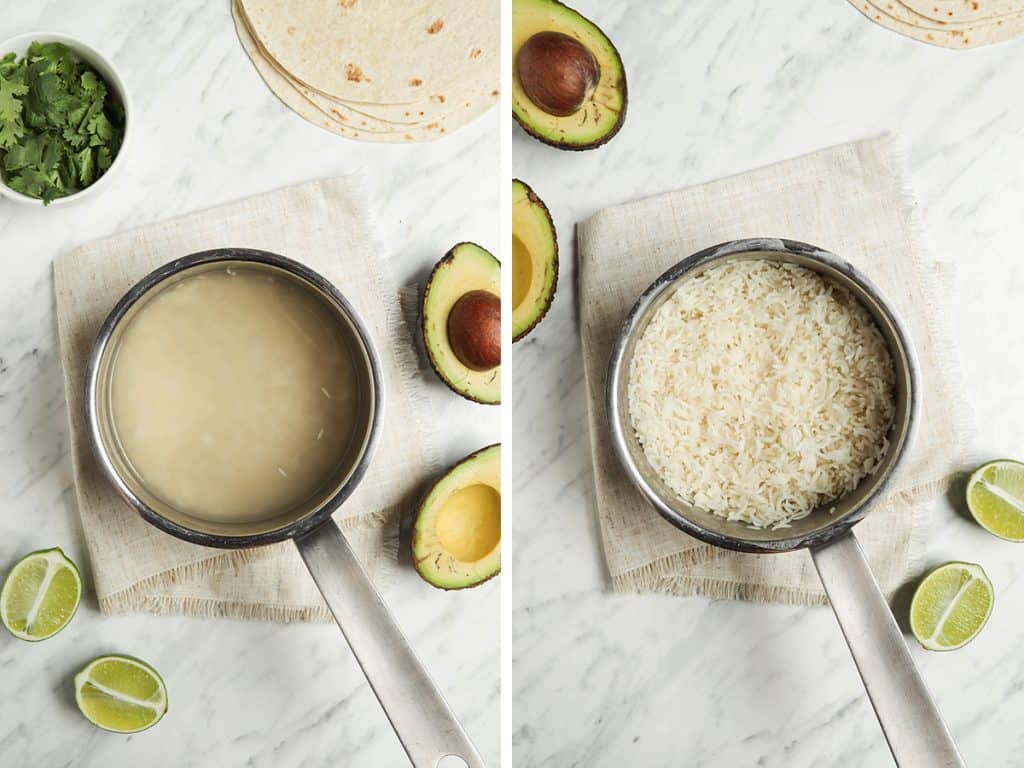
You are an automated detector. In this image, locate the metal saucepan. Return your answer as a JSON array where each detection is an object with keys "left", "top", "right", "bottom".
[
  {"left": 607, "top": 238, "right": 965, "bottom": 767},
  {"left": 85, "top": 248, "right": 482, "bottom": 768}
]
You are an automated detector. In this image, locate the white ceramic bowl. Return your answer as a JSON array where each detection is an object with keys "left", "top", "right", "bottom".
[{"left": 0, "top": 32, "right": 131, "bottom": 207}]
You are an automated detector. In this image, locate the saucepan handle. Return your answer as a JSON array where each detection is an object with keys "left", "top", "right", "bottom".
[
  {"left": 294, "top": 520, "right": 484, "bottom": 768},
  {"left": 811, "top": 531, "right": 965, "bottom": 767}
]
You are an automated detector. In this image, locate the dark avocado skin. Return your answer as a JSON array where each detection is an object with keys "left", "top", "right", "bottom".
[
  {"left": 421, "top": 242, "right": 500, "bottom": 405},
  {"left": 413, "top": 552, "right": 501, "bottom": 592},
  {"left": 512, "top": 179, "right": 558, "bottom": 342},
  {"left": 513, "top": 0, "right": 628, "bottom": 150},
  {"left": 415, "top": 561, "right": 500, "bottom": 592},
  {"left": 411, "top": 443, "right": 501, "bottom": 590}
]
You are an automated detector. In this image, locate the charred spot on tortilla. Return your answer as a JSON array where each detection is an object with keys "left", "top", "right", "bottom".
[{"left": 427, "top": 18, "right": 444, "bottom": 34}]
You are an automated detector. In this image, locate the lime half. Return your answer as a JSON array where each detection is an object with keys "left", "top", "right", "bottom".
[
  {"left": 966, "top": 459, "right": 1024, "bottom": 541},
  {"left": 0, "top": 547, "right": 82, "bottom": 641},
  {"left": 910, "top": 562, "right": 993, "bottom": 651},
  {"left": 75, "top": 655, "right": 168, "bottom": 733}
]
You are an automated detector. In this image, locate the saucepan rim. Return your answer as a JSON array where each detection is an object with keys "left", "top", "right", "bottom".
[
  {"left": 84, "top": 247, "right": 384, "bottom": 549},
  {"left": 606, "top": 237, "right": 920, "bottom": 553}
]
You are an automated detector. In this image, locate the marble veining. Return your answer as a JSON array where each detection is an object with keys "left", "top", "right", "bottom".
[
  {"left": 510, "top": 1, "right": 1024, "bottom": 766},
  {"left": 0, "top": 1, "right": 498, "bottom": 766}
]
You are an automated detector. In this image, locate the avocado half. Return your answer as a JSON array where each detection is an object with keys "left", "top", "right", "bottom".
[
  {"left": 512, "top": 179, "right": 558, "bottom": 342},
  {"left": 413, "top": 444, "right": 500, "bottom": 590},
  {"left": 512, "top": 0, "right": 627, "bottom": 150},
  {"left": 422, "top": 242, "right": 501, "bottom": 405}
]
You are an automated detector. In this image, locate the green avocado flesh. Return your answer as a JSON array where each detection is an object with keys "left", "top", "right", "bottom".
[
  {"left": 422, "top": 242, "right": 501, "bottom": 404},
  {"left": 512, "top": 179, "right": 557, "bottom": 342},
  {"left": 512, "top": 0, "right": 627, "bottom": 149},
  {"left": 413, "top": 444, "right": 501, "bottom": 589}
]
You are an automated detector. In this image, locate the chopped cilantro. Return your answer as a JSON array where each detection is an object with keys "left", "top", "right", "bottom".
[{"left": 0, "top": 41, "right": 124, "bottom": 204}]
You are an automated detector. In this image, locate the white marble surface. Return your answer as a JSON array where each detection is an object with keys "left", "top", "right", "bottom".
[
  {"left": 0, "top": 2, "right": 498, "bottom": 766},
  {"left": 510, "top": 2, "right": 1024, "bottom": 766}
]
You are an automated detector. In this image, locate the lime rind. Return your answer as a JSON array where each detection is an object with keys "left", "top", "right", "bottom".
[
  {"left": 74, "top": 654, "right": 168, "bottom": 734},
  {"left": 0, "top": 547, "right": 82, "bottom": 642},
  {"left": 966, "top": 459, "right": 1024, "bottom": 542},
  {"left": 910, "top": 561, "right": 993, "bottom": 652}
]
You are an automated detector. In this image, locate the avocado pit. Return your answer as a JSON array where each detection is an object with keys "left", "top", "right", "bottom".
[
  {"left": 448, "top": 290, "right": 501, "bottom": 371},
  {"left": 516, "top": 31, "right": 599, "bottom": 117},
  {"left": 421, "top": 242, "right": 501, "bottom": 404},
  {"left": 512, "top": 0, "right": 627, "bottom": 150}
]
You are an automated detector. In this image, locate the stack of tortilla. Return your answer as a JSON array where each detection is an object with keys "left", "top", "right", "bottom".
[
  {"left": 232, "top": 0, "right": 499, "bottom": 142},
  {"left": 848, "top": 0, "right": 1024, "bottom": 47}
]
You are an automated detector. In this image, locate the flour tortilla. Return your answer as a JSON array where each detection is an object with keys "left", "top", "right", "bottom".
[
  {"left": 232, "top": 2, "right": 496, "bottom": 142},
  {"left": 292, "top": 76, "right": 498, "bottom": 137},
  {"left": 239, "top": 0, "right": 498, "bottom": 104},
  {"left": 233, "top": 0, "right": 474, "bottom": 125},
  {"left": 288, "top": 70, "right": 489, "bottom": 127},
  {"left": 850, "top": 0, "right": 1024, "bottom": 46},
  {"left": 883, "top": 1, "right": 1024, "bottom": 29},
  {"left": 234, "top": 4, "right": 423, "bottom": 128},
  {"left": 899, "top": 0, "right": 1024, "bottom": 23}
]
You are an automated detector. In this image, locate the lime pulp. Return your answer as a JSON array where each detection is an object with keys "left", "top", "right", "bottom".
[
  {"left": 0, "top": 547, "right": 82, "bottom": 641},
  {"left": 74, "top": 654, "right": 168, "bottom": 733},
  {"left": 910, "top": 561, "right": 993, "bottom": 651},
  {"left": 966, "top": 459, "right": 1024, "bottom": 541}
]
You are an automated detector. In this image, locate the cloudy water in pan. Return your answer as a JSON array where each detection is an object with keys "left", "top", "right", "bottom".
[{"left": 109, "top": 266, "right": 360, "bottom": 524}]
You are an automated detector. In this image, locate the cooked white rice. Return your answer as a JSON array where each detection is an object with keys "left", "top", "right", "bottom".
[{"left": 627, "top": 260, "right": 895, "bottom": 529}]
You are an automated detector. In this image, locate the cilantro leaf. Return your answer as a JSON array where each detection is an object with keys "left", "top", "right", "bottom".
[
  {"left": 26, "top": 71, "right": 76, "bottom": 127},
  {"left": 74, "top": 146, "right": 94, "bottom": 186},
  {"left": 0, "top": 120, "right": 23, "bottom": 149},
  {"left": 96, "top": 145, "right": 112, "bottom": 172},
  {"left": 27, "top": 41, "right": 77, "bottom": 83},
  {"left": 0, "top": 41, "right": 124, "bottom": 204},
  {"left": 6, "top": 166, "right": 58, "bottom": 200},
  {"left": 0, "top": 72, "right": 27, "bottom": 116},
  {"left": 39, "top": 134, "right": 61, "bottom": 173},
  {"left": 62, "top": 123, "right": 88, "bottom": 149},
  {"left": 86, "top": 110, "right": 114, "bottom": 145},
  {"left": 3, "top": 133, "right": 45, "bottom": 171},
  {"left": 76, "top": 97, "right": 102, "bottom": 134},
  {"left": 79, "top": 70, "right": 106, "bottom": 101}
]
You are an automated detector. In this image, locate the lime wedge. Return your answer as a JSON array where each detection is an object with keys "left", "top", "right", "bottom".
[
  {"left": 966, "top": 459, "right": 1024, "bottom": 541},
  {"left": 0, "top": 547, "right": 82, "bottom": 641},
  {"left": 910, "top": 562, "right": 993, "bottom": 651},
  {"left": 75, "top": 655, "right": 168, "bottom": 733}
]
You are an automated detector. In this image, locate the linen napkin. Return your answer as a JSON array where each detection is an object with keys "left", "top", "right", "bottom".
[
  {"left": 578, "top": 137, "right": 972, "bottom": 604},
  {"left": 54, "top": 177, "right": 438, "bottom": 621}
]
